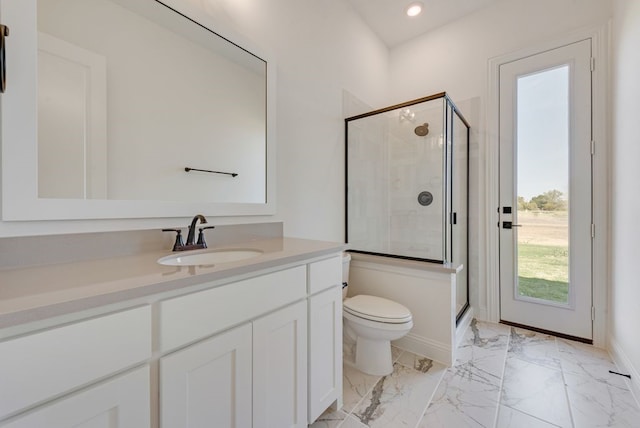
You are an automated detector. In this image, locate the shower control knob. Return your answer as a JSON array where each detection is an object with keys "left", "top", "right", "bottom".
[{"left": 417, "top": 191, "right": 433, "bottom": 206}]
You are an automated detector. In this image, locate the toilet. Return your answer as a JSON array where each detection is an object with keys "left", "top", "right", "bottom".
[{"left": 342, "top": 253, "right": 413, "bottom": 376}]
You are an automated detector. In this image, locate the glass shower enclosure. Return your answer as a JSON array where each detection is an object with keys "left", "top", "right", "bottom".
[{"left": 345, "top": 92, "right": 470, "bottom": 321}]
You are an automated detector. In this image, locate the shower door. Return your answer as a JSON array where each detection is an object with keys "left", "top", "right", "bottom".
[
  {"left": 498, "top": 40, "right": 593, "bottom": 341},
  {"left": 346, "top": 96, "right": 448, "bottom": 262}
]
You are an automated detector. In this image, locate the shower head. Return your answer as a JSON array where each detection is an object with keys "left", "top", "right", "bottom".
[{"left": 414, "top": 123, "right": 429, "bottom": 137}]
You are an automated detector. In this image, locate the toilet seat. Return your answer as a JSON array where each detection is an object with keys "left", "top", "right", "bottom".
[
  {"left": 343, "top": 295, "right": 412, "bottom": 324},
  {"left": 343, "top": 310, "right": 413, "bottom": 333}
]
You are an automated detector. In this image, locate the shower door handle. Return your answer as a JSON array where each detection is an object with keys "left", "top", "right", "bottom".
[
  {"left": 502, "top": 221, "right": 522, "bottom": 229},
  {"left": 0, "top": 24, "right": 9, "bottom": 93}
]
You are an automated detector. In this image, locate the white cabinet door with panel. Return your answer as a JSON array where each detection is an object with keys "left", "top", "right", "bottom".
[
  {"left": 307, "top": 256, "right": 343, "bottom": 423},
  {"left": 160, "top": 323, "right": 252, "bottom": 428},
  {"left": 253, "top": 301, "right": 308, "bottom": 428},
  {"left": 0, "top": 366, "right": 150, "bottom": 428},
  {"left": 308, "top": 286, "right": 343, "bottom": 423}
]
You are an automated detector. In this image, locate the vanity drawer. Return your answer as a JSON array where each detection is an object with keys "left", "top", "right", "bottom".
[
  {"left": 0, "top": 306, "right": 151, "bottom": 420},
  {"left": 159, "top": 266, "right": 307, "bottom": 352},
  {"left": 1, "top": 366, "right": 151, "bottom": 428},
  {"left": 309, "top": 256, "right": 342, "bottom": 295}
]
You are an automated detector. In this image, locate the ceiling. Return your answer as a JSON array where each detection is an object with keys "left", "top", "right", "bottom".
[{"left": 346, "top": 0, "right": 501, "bottom": 48}]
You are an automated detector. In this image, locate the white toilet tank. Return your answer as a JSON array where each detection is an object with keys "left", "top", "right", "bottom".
[{"left": 342, "top": 253, "right": 351, "bottom": 300}]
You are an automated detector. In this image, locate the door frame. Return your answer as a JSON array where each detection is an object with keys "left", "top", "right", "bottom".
[{"left": 484, "top": 24, "right": 609, "bottom": 347}]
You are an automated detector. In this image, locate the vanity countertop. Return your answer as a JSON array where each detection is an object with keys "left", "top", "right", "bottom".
[{"left": 0, "top": 237, "right": 345, "bottom": 329}]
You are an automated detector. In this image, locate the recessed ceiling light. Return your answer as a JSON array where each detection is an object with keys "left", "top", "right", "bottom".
[{"left": 405, "top": 2, "right": 423, "bottom": 17}]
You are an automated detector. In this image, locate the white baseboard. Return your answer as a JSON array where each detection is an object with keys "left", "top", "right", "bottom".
[
  {"left": 608, "top": 335, "right": 640, "bottom": 408},
  {"left": 473, "top": 306, "right": 488, "bottom": 322},
  {"left": 393, "top": 333, "right": 452, "bottom": 366},
  {"left": 456, "top": 307, "right": 475, "bottom": 348},
  {"left": 391, "top": 308, "right": 475, "bottom": 367}
]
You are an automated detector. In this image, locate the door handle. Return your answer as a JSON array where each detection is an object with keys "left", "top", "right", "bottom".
[{"left": 502, "top": 221, "right": 522, "bottom": 229}]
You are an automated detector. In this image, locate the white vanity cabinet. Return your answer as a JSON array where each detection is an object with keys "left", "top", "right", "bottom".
[
  {"left": 158, "top": 266, "right": 310, "bottom": 428},
  {"left": 160, "top": 301, "right": 308, "bottom": 428},
  {"left": 0, "top": 250, "right": 343, "bottom": 428},
  {"left": 158, "top": 257, "right": 343, "bottom": 427}
]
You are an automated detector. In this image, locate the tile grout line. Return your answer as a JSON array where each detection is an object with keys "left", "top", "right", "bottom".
[
  {"left": 556, "top": 337, "right": 577, "bottom": 428},
  {"left": 501, "top": 329, "right": 575, "bottom": 427},
  {"left": 337, "top": 373, "right": 370, "bottom": 428},
  {"left": 492, "top": 326, "right": 512, "bottom": 428},
  {"left": 497, "top": 331, "right": 564, "bottom": 427},
  {"left": 413, "top": 321, "right": 513, "bottom": 428},
  {"left": 412, "top": 365, "right": 448, "bottom": 428}
]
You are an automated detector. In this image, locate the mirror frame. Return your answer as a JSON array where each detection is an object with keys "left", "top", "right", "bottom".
[{"left": 1, "top": 0, "right": 276, "bottom": 221}]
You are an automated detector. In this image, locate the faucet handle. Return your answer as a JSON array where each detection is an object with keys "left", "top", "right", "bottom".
[
  {"left": 197, "top": 226, "right": 215, "bottom": 248},
  {"left": 162, "top": 228, "right": 185, "bottom": 251}
]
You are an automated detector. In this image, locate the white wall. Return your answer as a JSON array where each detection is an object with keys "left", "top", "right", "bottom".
[
  {"left": 223, "top": 0, "right": 390, "bottom": 241},
  {"left": 0, "top": 0, "right": 388, "bottom": 238},
  {"left": 610, "top": 0, "right": 640, "bottom": 399},
  {"left": 387, "top": 0, "right": 610, "bottom": 318}
]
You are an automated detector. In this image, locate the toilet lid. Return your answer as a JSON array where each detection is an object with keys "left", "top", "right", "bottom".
[{"left": 343, "top": 295, "right": 412, "bottom": 323}]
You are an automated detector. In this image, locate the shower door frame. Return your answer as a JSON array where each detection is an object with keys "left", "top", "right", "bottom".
[{"left": 344, "top": 92, "right": 471, "bottom": 322}]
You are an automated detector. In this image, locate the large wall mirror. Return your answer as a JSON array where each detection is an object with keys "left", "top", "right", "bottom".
[{"left": 1, "top": 0, "right": 276, "bottom": 220}]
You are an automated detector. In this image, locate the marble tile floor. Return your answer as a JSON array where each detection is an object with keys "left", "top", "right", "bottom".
[{"left": 310, "top": 320, "right": 640, "bottom": 428}]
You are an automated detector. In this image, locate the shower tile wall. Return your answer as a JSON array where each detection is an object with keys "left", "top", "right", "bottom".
[
  {"left": 347, "top": 95, "right": 468, "bottom": 271},
  {"left": 388, "top": 104, "right": 444, "bottom": 260},
  {"left": 347, "top": 115, "right": 390, "bottom": 253},
  {"left": 347, "top": 101, "right": 447, "bottom": 260}
]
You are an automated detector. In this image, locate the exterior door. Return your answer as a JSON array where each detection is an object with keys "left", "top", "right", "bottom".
[{"left": 499, "top": 40, "right": 593, "bottom": 341}]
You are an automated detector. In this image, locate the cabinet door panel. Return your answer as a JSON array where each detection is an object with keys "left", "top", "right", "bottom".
[
  {"left": 309, "top": 286, "right": 343, "bottom": 423},
  {"left": 1, "top": 366, "right": 150, "bottom": 428},
  {"left": 160, "top": 323, "right": 252, "bottom": 428},
  {"left": 253, "top": 301, "right": 307, "bottom": 428}
]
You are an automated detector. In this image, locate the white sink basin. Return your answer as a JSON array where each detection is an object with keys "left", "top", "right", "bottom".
[{"left": 157, "top": 249, "right": 263, "bottom": 266}]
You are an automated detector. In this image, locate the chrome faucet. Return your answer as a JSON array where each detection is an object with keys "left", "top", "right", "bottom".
[{"left": 162, "top": 214, "right": 215, "bottom": 251}]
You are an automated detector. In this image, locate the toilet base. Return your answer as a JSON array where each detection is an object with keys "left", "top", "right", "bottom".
[{"left": 355, "top": 337, "right": 393, "bottom": 376}]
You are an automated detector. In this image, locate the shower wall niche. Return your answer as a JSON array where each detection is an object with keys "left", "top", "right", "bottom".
[{"left": 346, "top": 93, "right": 470, "bottom": 320}]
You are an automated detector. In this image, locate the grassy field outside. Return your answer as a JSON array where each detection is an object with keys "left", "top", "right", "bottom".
[{"left": 516, "top": 210, "right": 569, "bottom": 303}]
